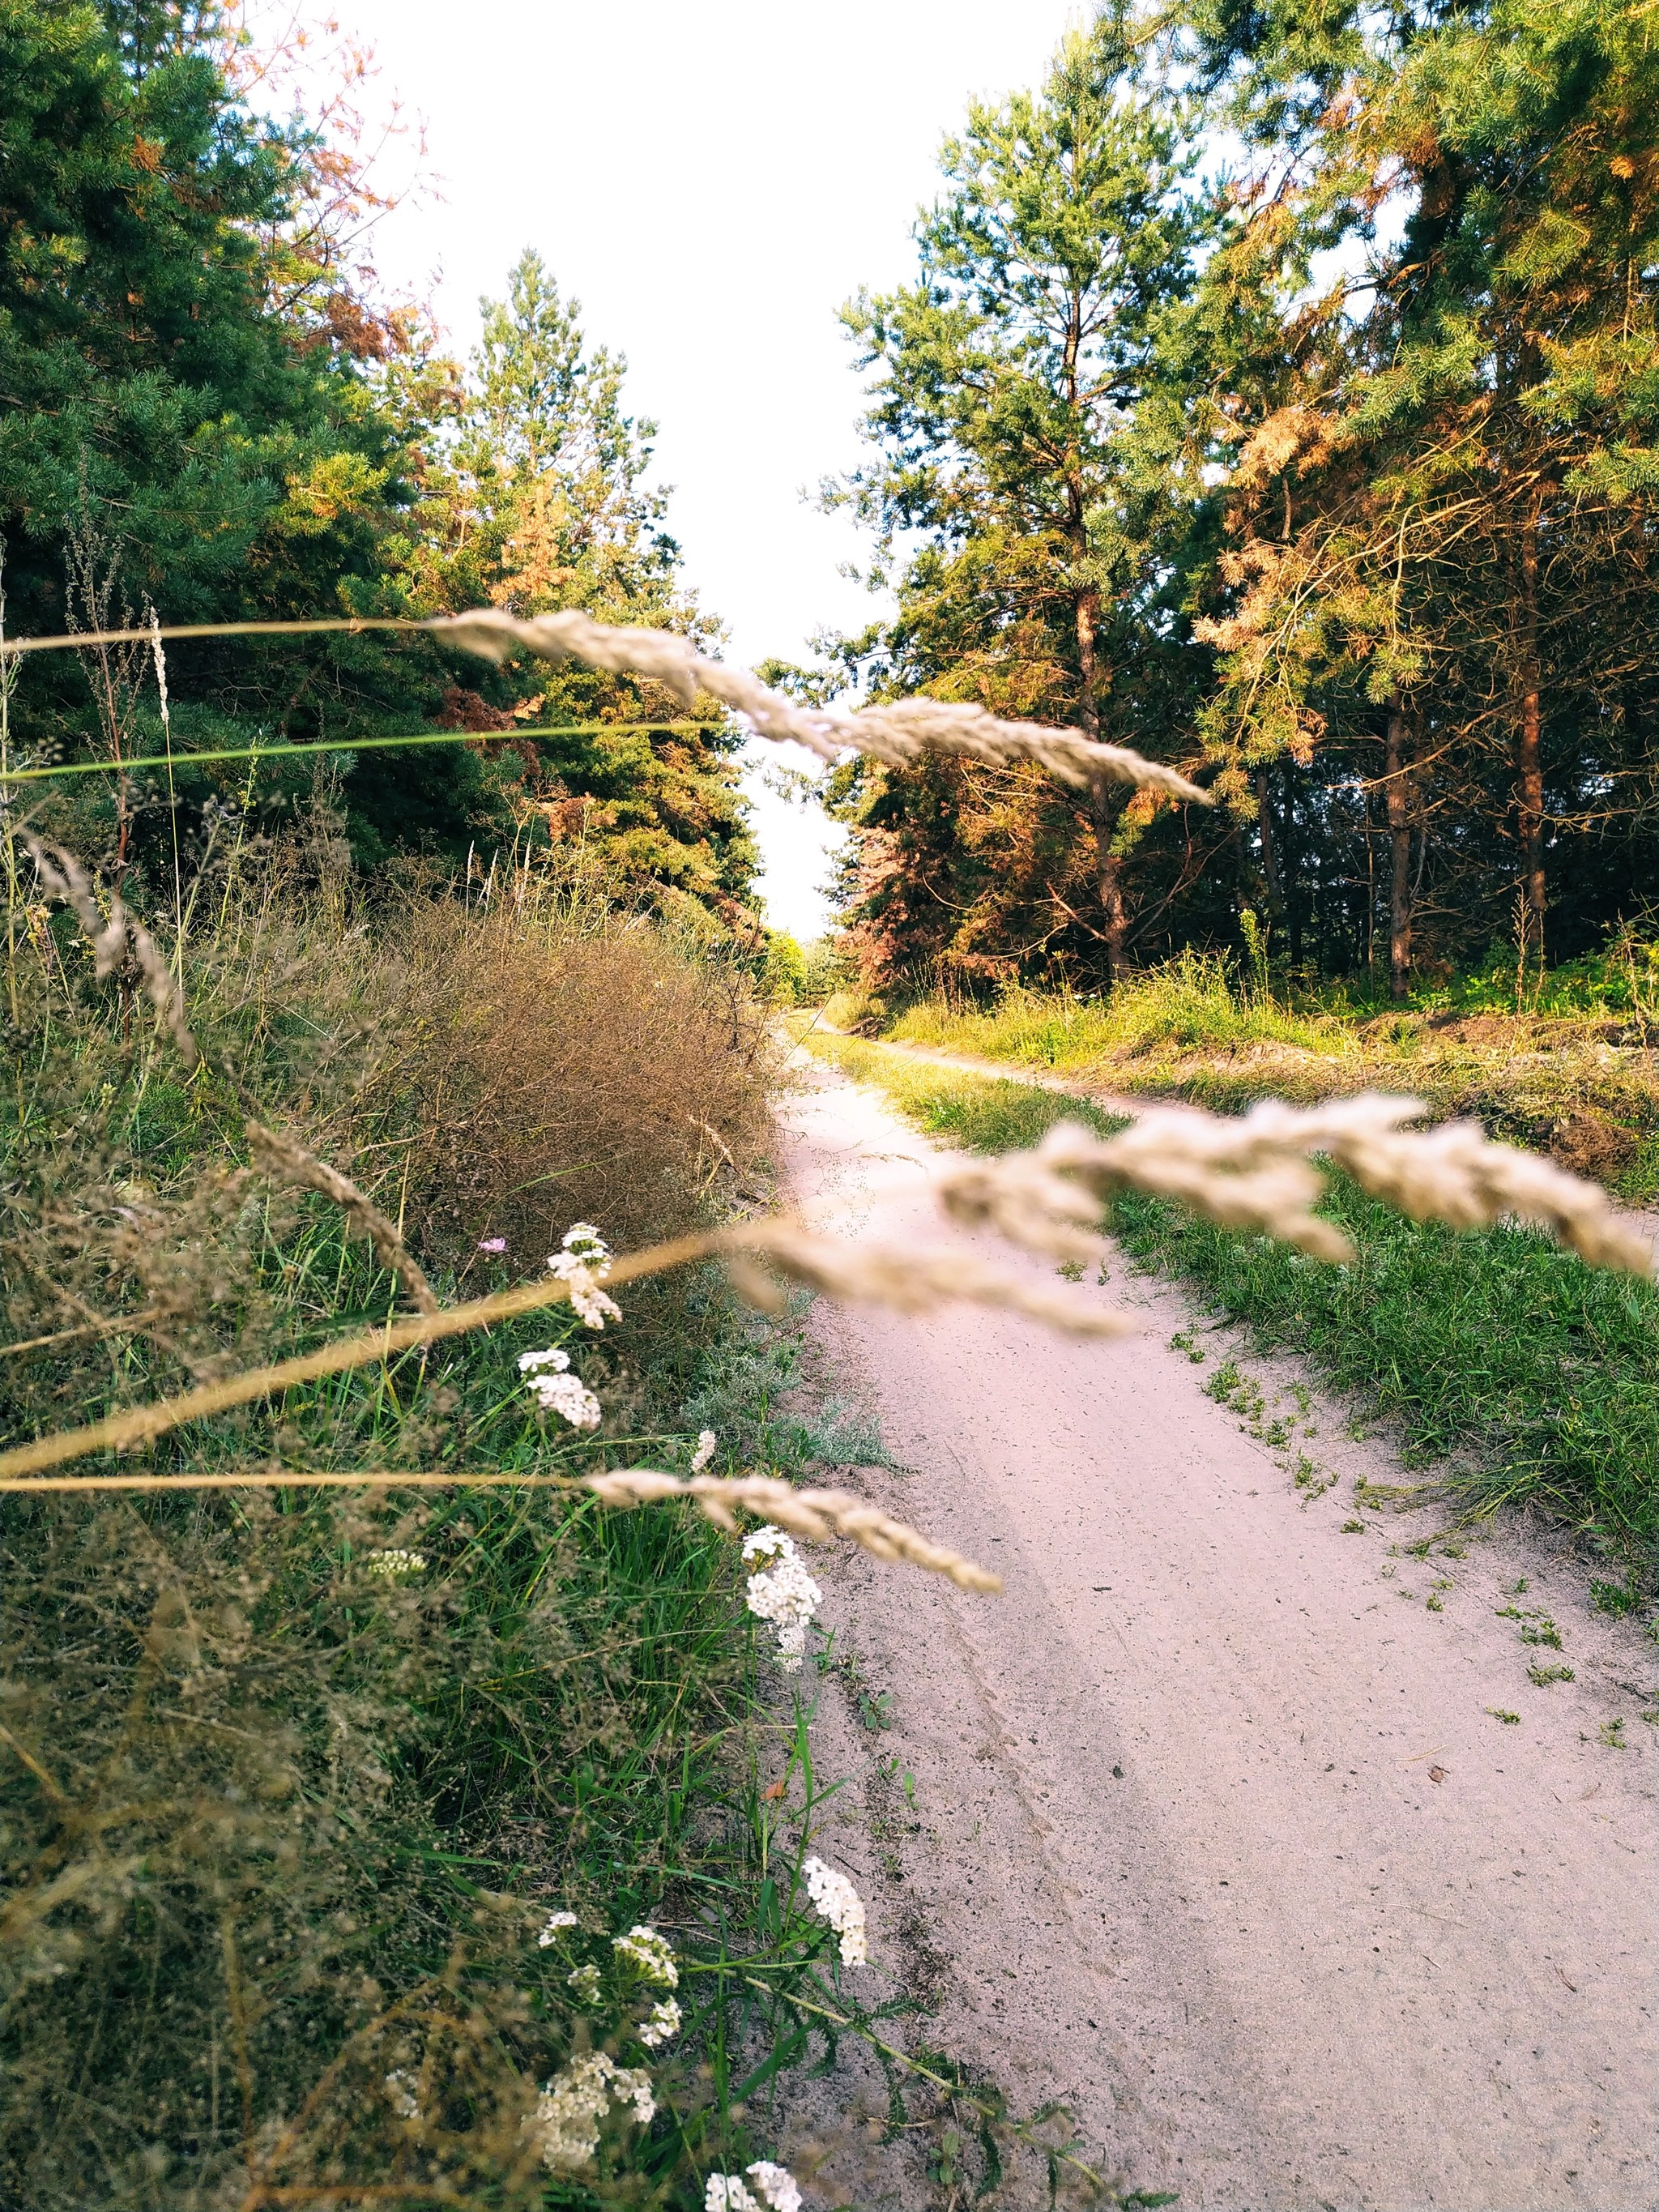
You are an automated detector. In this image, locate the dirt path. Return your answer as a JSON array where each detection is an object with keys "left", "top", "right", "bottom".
[{"left": 779, "top": 1054, "right": 1658, "bottom": 2211}]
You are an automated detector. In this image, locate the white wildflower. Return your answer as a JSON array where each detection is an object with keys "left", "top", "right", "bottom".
[
  {"left": 548, "top": 1250, "right": 622, "bottom": 1329},
  {"left": 745, "top": 2162, "right": 803, "bottom": 2212},
  {"left": 528, "top": 2050, "right": 655, "bottom": 2171},
  {"left": 803, "top": 1855, "right": 868, "bottom": 1967},
  {"left": 567, "top": 1962, "right": 602, "bottom": 2005},
  {"left": 561, "top": 1222, "right": 611, "bottom": 1267},
  {"left": 612, "top": 1924, "right": 678, "bottom": 1987},
  {"left": 518, "top": 1345, "right": 570, "bottom": 1373},
  {"left": 690, "top": 1428, "right": 718, "bottom": 1472},
  {"left": 366, "top": 1548, "right": 428, "bottom": 1577},
  {"left": 706, "top": 2180, "right": 760, "bottom": 2212},
  {"left": 636, "top": 1995, "right": 681, "bottom": 2048},
  {"left": 383, "top": 2068, "right": 419, "bottom": 2120},
  {"left": 706, "top": 2168, "right": 800, "bottom": 2212},
  {"left": 525, "top": 1366, "right": 603, "bottom": 1428},
  {"left": 742, "top": 1526, "right": 821, "bottom": 1672},
  {"left": 537, "top": 1909, "right": 579, "bottom": 1946}
]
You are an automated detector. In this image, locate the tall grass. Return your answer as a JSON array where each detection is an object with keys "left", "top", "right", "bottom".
[
  {"left": 872, "top": 955, "right": 1338, "bottom": 1073},
  {"left": 0, "top": 852, "right": 879, "bottom": 2210}
]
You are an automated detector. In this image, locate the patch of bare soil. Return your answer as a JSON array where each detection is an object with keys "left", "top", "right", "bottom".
[{"left": 773, "top": 1057, "right": 1658, "bottom": 2211}]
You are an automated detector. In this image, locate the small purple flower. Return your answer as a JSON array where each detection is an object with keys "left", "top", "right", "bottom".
[{"left": 477, "top": 1237, "right": 507, "bottom": 1253}]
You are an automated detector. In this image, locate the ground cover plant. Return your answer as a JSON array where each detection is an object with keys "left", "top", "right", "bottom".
[
  {"left": 792, "top": 1025, "right": 1659, "bottom": 1589},
  {"left": 0, "top": 771, "right": 1190, "bottom": 2207}
]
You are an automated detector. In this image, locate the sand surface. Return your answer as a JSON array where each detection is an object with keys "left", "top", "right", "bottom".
[{"left": 777, "top": 1054, "right": 1658, "bottom": 2211}]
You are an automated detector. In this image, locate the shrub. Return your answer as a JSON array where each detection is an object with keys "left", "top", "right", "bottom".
[{"left": 0, "top": 855, "right": 825, "bottom": 2210}]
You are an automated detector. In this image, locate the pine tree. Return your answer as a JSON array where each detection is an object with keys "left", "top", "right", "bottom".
[
  {"left": 1187, "top": 0, "right": 1659, "bottom": 975},
  {"left": 399, "top": 250, "right": 757, "bottom": 923},
  {"left": 827, "top": 21, "right": 1210, "bottom": 985}
]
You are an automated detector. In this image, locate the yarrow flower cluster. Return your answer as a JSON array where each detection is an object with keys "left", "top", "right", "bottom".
[
  {"left": 477, "top": 1236, "right": 507, "bottom": 1253},
  {"left": 545, "top": 1223, "right": 622, "bottom": 1330},
  {"left": 803, "top": 1855, "right": 868, "bottom": 1967},
  {"left": 537, "top": 1909, "right": 579, "bottom": 1947},
  {"left": 518, "top": 1345, "right": 603, "bottom": 1428},
  {"left": 548, "top": 1251, "right": 622, "bottom": 1330},
  {"left": 528, "top": 2051, "right": 655, "bottom": 2171},
  {"left": 704, "top": 2163, "right": 801, "bottom": 2212},
  {"left": 690, "top": 1428, "right": 718, "bottom": 1472},
  {"left": 383, "top": 2069, "right": 419, "bottom": 2120},
  {"left": 636, "top": 1995, "right": 681, "bottom": 2048},
  {"left": 365, "top": 1548, "right": 427, "bottom": 1577},
  {"left": 612, "top": 1924, "right": 678, "bottom": 1987},
  {"left": 741, "top": 1526, "right": 821, "bottom": 1672},
  {"left": 566, "top": 1962, "right": 602, "bottom": 2005}
]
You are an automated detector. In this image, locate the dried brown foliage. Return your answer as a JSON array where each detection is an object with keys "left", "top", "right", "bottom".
[{"left": 349, "top": 890, "right": 772, "bottom": 1273}]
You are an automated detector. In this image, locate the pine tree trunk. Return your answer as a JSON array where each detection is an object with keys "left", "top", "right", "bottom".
[
  {"left": 1256, "top": 767, "right": 1283, "bottom": 918},
  {"left": 1385, "top": 702, "right": 1413, "bottom": 999},
  {"left": 1075, "top": 583, "right": 1128, "bottom": 976},
  {"left": 1074, "top": 584, "right": 1101, "bottom": 741},
  {"left": 1514, "top": 504, "right": 1546, "bottom": 959}
]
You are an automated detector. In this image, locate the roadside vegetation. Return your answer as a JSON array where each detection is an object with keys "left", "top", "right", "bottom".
[
  {"left": 824, "top": 939, "right": 1659, "bottom": 1204},
  {"left": 0, "top": 843, "right": 894, "bottom": 2210},
  {"left": 793, "top": 1023, "right": 1659, "bottom": 1593}
]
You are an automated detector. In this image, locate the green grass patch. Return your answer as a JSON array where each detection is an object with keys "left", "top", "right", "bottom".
[{"left": 800, "top": 1029, "right": 1659, "bottom": 1582}]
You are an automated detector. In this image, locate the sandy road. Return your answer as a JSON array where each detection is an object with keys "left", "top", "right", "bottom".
[{"left": 779, "top": 1055, "right": 1657, "bottom": 2211}]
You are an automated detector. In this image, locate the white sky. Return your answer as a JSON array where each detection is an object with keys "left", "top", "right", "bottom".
[{"left": 313, "top": 0, "right": 1085, "bottom": 935}]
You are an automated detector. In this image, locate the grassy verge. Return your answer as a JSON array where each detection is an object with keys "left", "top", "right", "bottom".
[
  {"left": 0, "top": 869, "right": 899, "bottom": 2212},
  {"left": 798, "top": 1027, "right": 1659, "bottom": 1591},
  {"left": 826, "top": 953, "right": 1659, "bottom": 1202}
]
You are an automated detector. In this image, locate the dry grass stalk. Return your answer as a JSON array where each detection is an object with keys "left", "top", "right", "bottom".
[
  {"left": 0, "top": 1215, "right": 1135, "bottom": 1481},
  {"left": 0, "top": 1462, "right": 999, "bottom": 1592},
  {"left": 730, "top": 1225, "right": 1137, "bottom": 1338},
  {"left": 6, "top": 1091, "right": 1644, "bottom": 1488},
  {"left": 3, "top": 604, "right": 1207, "bottom": 795},
  {"left": 0, "top": 1226, "right": 726, "bottom": 1481},
  {"left": 245, "top": 1120, "right": 438, "bottom": 1313},
  {"left": 940, "top": 1096, "right": 1658, "bottom": 1275},
  {"left": 582, "top": 1470, "right": 1001, "bottom": 1592},
  {"left": 25, "top": 839, "right": 198, "bottom": 1065},
  {"left": 429, "top": 608, "right": 1206, "bottom": 799}
]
